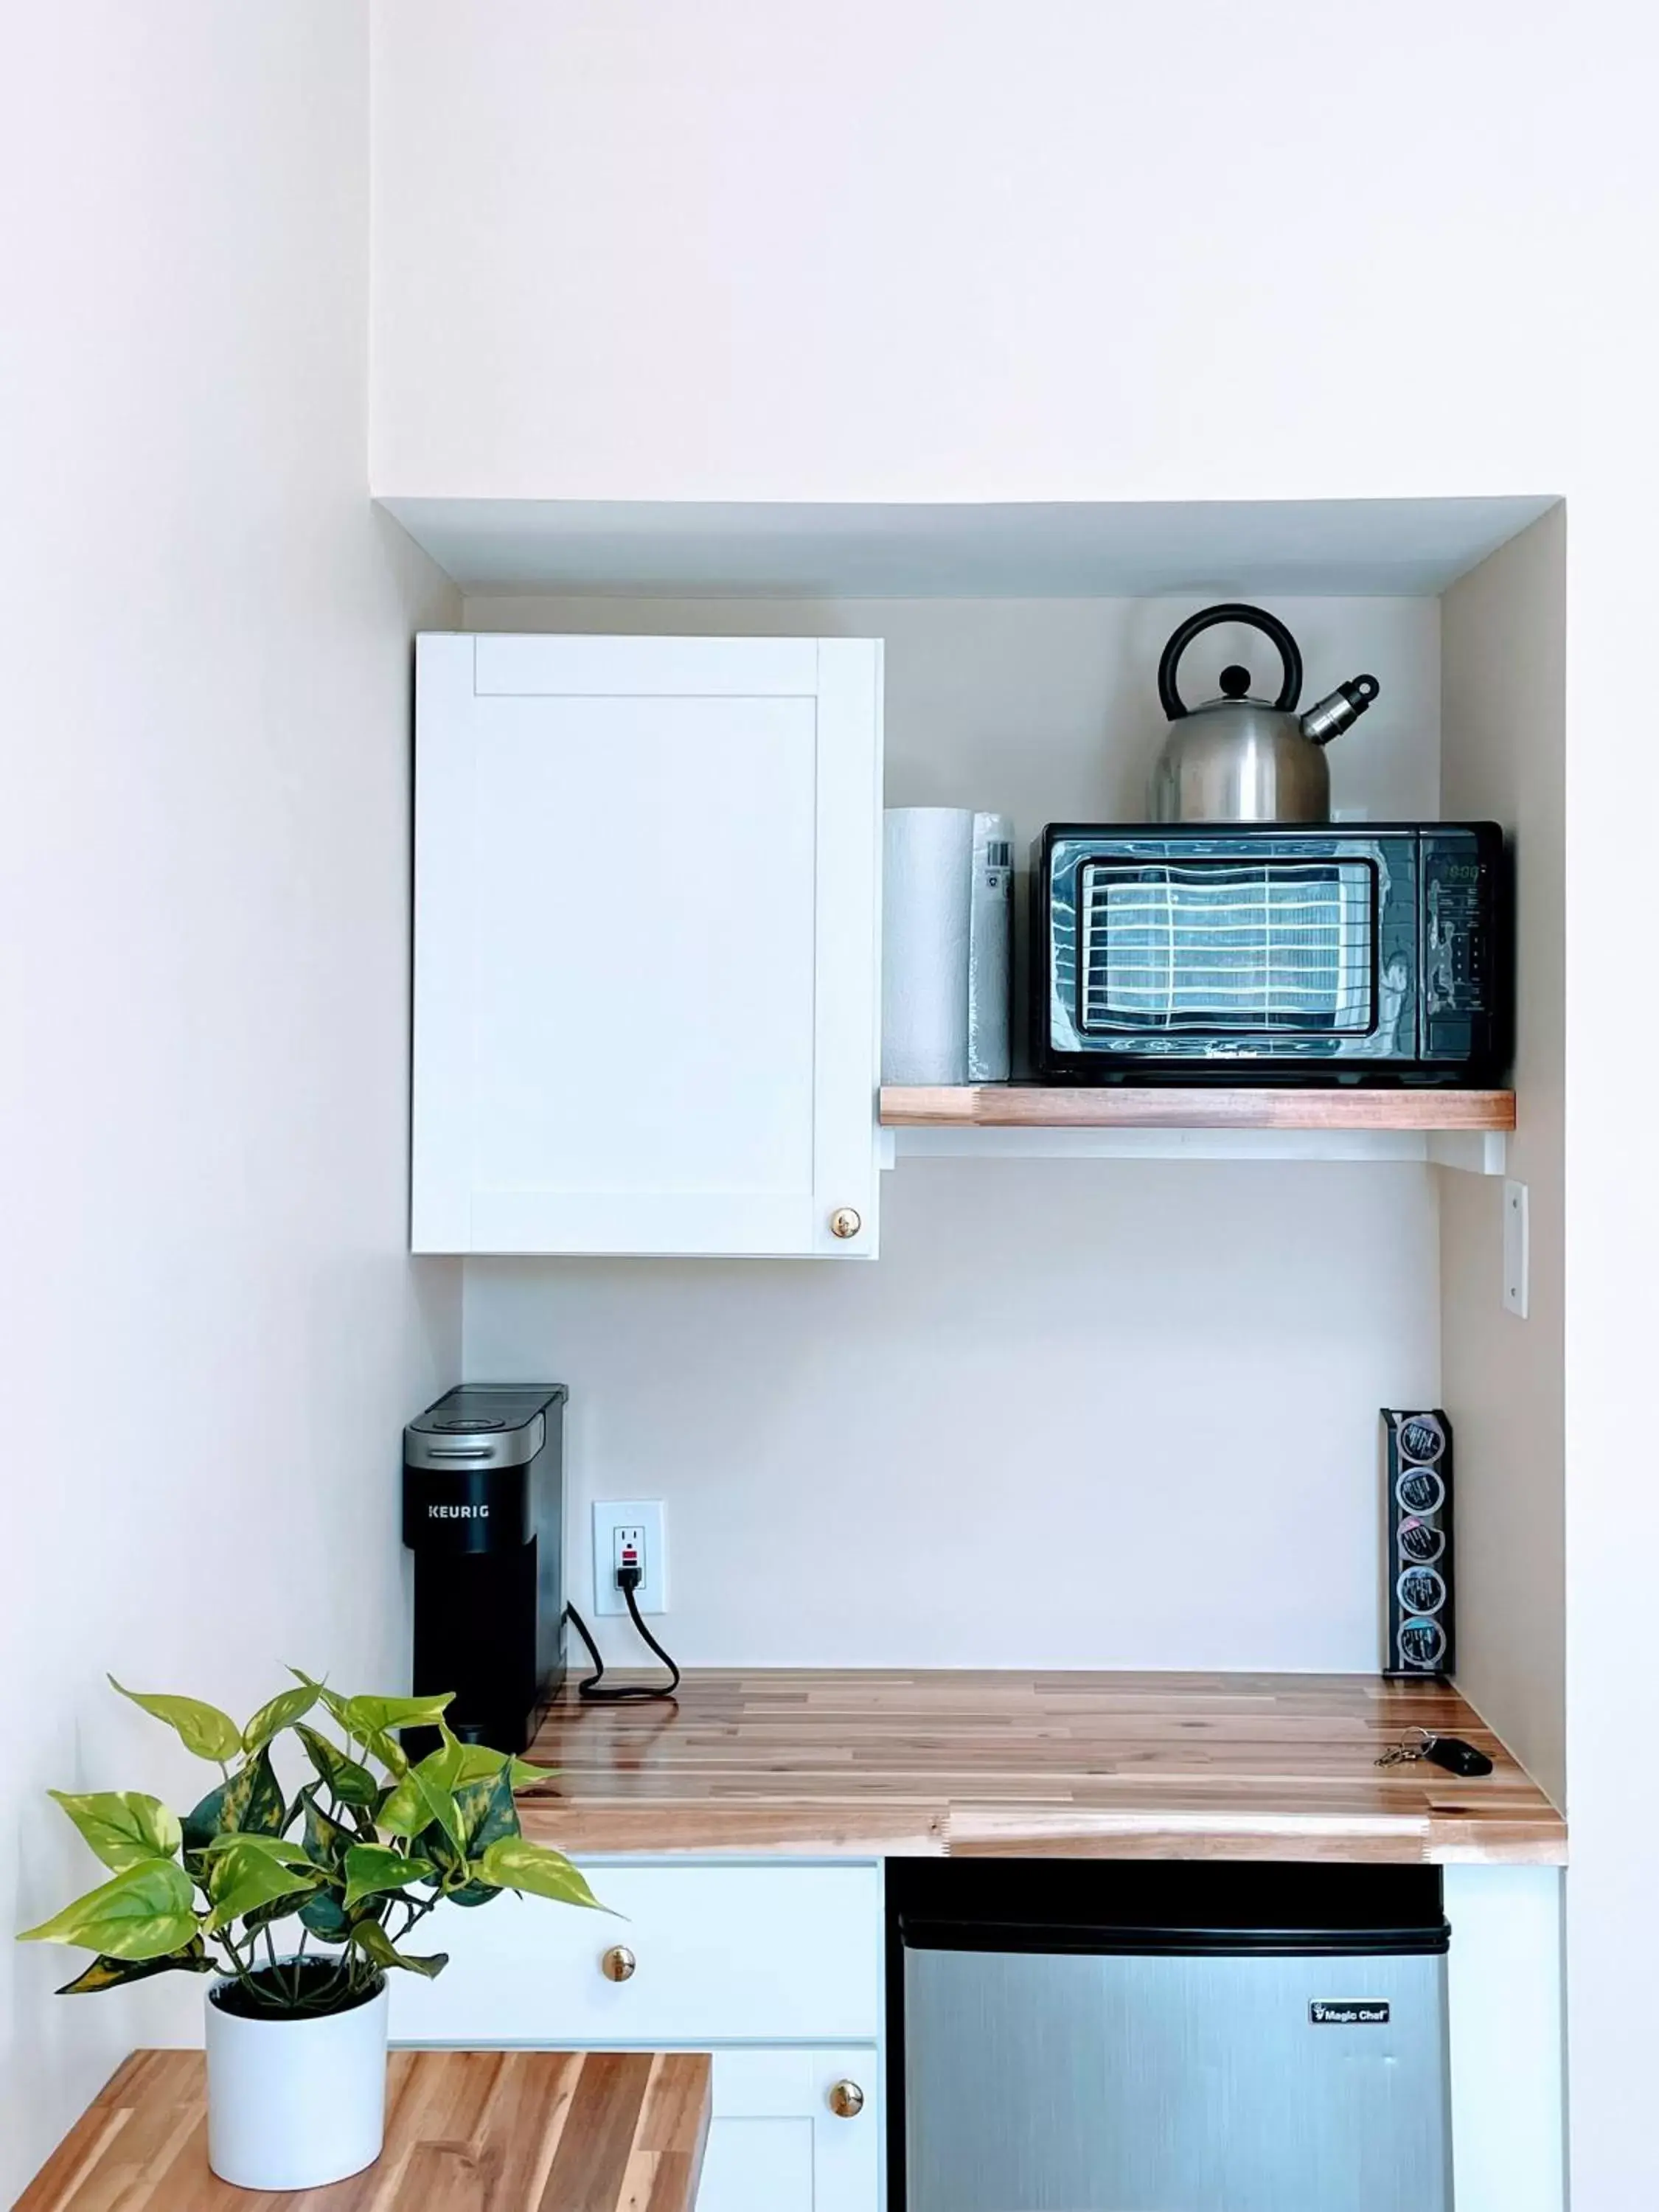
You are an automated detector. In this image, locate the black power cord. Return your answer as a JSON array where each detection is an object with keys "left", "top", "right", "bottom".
[{"left": 564, "top": 1567, "right": 681, "bottom": 1703}]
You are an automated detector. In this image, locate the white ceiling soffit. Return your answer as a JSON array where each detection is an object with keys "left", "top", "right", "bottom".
[{"left": 379, "top": 495, "right": 1561, "bottom": 601}]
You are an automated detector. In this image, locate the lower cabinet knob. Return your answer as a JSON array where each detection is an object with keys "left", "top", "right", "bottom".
[
  {"left": 599, "top": 1945, "right": 636, "bottom": 1982},
  {"left": 830, "top": 1207, "right": 862, "bottom": 1239},
  {"left": 827, "top": 2079, "right": 865, "bottom": 2119}
]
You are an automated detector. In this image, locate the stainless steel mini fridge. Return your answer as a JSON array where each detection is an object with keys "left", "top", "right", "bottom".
[{"left": 894, "top": 1860, "right": 1453, "bottom": 2212}]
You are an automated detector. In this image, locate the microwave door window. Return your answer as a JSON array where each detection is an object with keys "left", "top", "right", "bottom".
[{"left": 1080, "top": 862, "right": 1377, "bottom": 1034}]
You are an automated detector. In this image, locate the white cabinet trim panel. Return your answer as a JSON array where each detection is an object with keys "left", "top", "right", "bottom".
[
  {"left": 1444, "top": 1865, "right": 1565, "bottom": 2212},
  {"left": 412, "top": 633, "right": 883, "bottom": 1257}
]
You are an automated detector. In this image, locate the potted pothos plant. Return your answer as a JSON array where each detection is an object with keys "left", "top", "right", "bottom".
[{"left": 18, "top": 1672, "right": 602, "bottom": 2192}]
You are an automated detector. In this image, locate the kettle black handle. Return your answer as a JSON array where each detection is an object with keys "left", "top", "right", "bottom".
[{"left": 1158, "top": 602, "right": 1304, "bottom": 719}]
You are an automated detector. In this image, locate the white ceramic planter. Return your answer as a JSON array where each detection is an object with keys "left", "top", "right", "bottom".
[{"left": 204, "top": 1971, "right": 389, "bottom": 2191}]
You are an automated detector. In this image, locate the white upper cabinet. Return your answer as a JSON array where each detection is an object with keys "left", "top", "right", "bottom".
[{"left": 412, "top": 634, "right": 883, "bottom": 1256}]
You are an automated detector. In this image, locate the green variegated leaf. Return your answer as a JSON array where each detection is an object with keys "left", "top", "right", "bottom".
[
  {"left": 451, "top": 1745, "right": 549, "bottom": 1792},
  {"left": 343, "top": 1844, "right": 431, "bottom": 1910},
  {"left": 204, "top": 1868, "right": 316, "bottom": 1937},
  {"left": 476, "top": 1837, "right": 607, "bottom": 1912},
  {"left": 294, "top": 1725, "right": 378, "bottom": 1807},
  {"left": 241, "top": 1890, "right": 313, "bottom": 1935},
  {"left": 379, "top": 1736, "right": 466, "bottom": 1850},
  {"left": 199, "top": 1833, "right": 315, "bottom": 1868},
  {"left": 240, "top": 1683, "right": 318, "bottom": 1756},
  {"left": 298, "top": 1889, "right": 352, "bottom": 1942},
  {"left": 237, "top": 1749, "right": 291, "bottom": 1838},
  {"left": 343, "top": 1694, "right": 453, "bottom": 1742},
  {"left": 451, "top": 1764, "right": 518, "bottom": 1860},
  {"left": 420, "top": 1817, "right": 465, "bottom": 1883},
  {"left": 182, "top": 1778, "right": 232, "bottom": 1855},
  {"left": 450, "top": 1745, "right": 507, "bottom": 1784},
  {"left": 348, "top": 1724, "right": 408, "bottom": 1778},
  {"left": 55, "top": 1938, "right": 212, "bottom": 1993},
  {"left": 19, "top": 1858, "right": 198, "bottom": 1961},
  {"left": 348, "top": 1918, "right": 448, "bottom": 1979},
  {"left": 181, "top": 1747, "right": 286, "bottom": 1853},
  {"left": 447, "top": 1877, "right": 501, "bottom": 1908},
  {"left": 48, "top": 1791, "right": 181, "bottom": 1872},
  {"left": 299, "top": 1787, "right": 352, "bottom": 1874},
  {"left": 288, "top": 1670, "right": 354, "bottom": 1733},
  {"left": 108, "top": 1679, "right": 241, "bottom": 1763},
  {"left": 379, "top": 1773, "right": 456, "bottom": 1846},
  {"left": 204, "top": 1837, "right": 321, "bottom": 1933}
]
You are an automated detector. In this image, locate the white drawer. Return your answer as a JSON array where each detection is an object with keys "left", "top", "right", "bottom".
[{"left": 389, "top": 1860, "right": 882, "bottom": 2046}]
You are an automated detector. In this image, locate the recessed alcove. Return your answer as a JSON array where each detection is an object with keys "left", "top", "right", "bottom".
[{"left": 386, "top": 491, "right": 1565, "bottom": 1814}]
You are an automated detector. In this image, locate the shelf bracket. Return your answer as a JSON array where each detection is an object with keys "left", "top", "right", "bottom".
[{"left": 1426, "top": 1130, "right": 1508, "bottom": 1177}]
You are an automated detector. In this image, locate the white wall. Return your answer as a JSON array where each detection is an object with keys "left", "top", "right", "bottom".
[
  {"left": 375, "top": 14, "right": 1659, "bottom": 2194},
  {"left": 370, "top": 1, "right": 1579, "bottom": 507},
  {"left": 466, "top": 591, "right": 1440, "bottom": 823},
  {"left": 461, "top": 591, "right": 1440, "bottom": 1670},
  {"left": 0, "top": 7, "right": 461, "bottom": 2197},
  {"left": 1441, "top": 509, "right": 1567, "bottom": 1808},
  {"left": 468, "top": 1162, "right": 1439, "bottom": 1669}
]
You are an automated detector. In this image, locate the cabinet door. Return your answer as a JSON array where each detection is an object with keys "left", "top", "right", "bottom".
[
  {"left": 413, "top": 633, "right": 883, "bottom": 1257},
  {"left": 699, "top": 2120, "right": 816, "bottom": 2212},
  {"left": 701, "top": 2048, "right": 880, "bottom": 2212}
]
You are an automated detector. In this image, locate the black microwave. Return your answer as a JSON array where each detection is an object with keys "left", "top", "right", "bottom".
[{"left": 1032, "top": 822, "right": 1509, "bottom": 1083}]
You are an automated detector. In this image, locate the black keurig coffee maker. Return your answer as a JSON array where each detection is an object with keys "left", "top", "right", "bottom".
[{"left": 402, "top": 1385, "right": 567, "bottom": 1753}]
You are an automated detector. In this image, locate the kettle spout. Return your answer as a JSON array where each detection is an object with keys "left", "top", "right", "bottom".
[{"left": 1299, "top": 673, "right": 1379, "bottom": 747}]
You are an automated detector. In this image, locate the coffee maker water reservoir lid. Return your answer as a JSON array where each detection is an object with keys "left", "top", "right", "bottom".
[{"left": 404, "top": 1384, "right": 566, "bottom": 1472}]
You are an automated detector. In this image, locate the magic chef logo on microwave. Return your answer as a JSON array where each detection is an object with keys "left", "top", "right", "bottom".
[
  {"left": 429, "top": 1503, "right": 489, "bottom": 1520},
  {"left": 1310, "top": 2000, "right": 1391, "bottom": 2026}
]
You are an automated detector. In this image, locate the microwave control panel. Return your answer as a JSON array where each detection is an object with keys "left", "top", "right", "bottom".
[{"left": 1420, "top": 831, "right": 1498, "bottom": 1062}]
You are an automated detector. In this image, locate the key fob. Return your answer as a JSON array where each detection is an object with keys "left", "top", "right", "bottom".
[{"left": 1425, "top": 1736, "right": 1494, "bottom": 1777}]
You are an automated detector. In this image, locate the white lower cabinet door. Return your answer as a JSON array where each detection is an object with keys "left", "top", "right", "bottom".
[
  {"left": 701, "top": 2046, "right": 880, "bottom": 2212},
  {"left": 699, "top": 2119, "right": 815, "bottom": 2212}
]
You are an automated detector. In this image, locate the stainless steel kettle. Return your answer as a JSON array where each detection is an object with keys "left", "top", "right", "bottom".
[{"left": 1148, "top": 602, "right": 1379, "bottom": 823}]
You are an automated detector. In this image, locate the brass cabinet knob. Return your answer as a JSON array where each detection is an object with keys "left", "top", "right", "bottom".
[
  {"left": 599, "top": 1945, "right": 636, "bottom": 1983},
  {"left": 830, "top": 1207, "right": 862, "bottom": 1239},
  {"left": 827, "top": 2079, "right": 865, "bottom": 2119}
]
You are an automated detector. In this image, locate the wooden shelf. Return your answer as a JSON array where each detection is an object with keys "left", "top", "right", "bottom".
[{"left": 880, "top": 1085, "right": 1516, "bottom": 1133}]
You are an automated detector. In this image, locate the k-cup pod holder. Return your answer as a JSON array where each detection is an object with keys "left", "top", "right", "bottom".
[{"left": 1382, "top": 1409, "right": 1455, "bottom": 1678}]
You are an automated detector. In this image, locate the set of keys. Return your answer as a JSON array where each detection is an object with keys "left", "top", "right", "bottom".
[{"left": 1374, "top": 1728, "right": 1494, "bottom": 1777}]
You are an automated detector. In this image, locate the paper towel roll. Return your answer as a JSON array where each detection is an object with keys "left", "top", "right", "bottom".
[
  {"left": 967, "top": 813, "right": 1014, "bottom": 1082},
  {"left": 883, "top": 808, "right": 974, "bottom": 1084}
]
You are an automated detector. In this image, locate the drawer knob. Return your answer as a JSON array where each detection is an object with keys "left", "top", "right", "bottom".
[
  {"left": 827, "top": 2079, "right": 865, "bottom": 2120},
  {"left": 599, "top": 1944, "right": 636, "bottom": 1983},
  {"left": 830, "top": 1206, "right": 862, "bottom": 1239}
]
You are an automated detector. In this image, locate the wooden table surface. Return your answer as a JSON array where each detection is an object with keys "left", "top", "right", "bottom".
[
  {"left": 518, "top": 1669, "right": 1566, "bottom": 1864},
  {"left": 18, "top": 2048, "right": 712, "bottom": 2212}
]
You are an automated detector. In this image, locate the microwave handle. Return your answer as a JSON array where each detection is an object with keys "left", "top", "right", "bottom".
[{"left": 1158, "top": 603, "right": 1304, "bottom": 720}]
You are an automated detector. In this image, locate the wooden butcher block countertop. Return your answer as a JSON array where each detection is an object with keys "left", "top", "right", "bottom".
[
  {"left": 20, "top": 2048, "right": 712, "bottom": 2212},
  {"left": 517, "top": 1669, "right": 1565, "bottom": 1865}
]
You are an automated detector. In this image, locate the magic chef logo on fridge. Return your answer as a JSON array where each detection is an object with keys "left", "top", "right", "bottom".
[
  {"left": 1310, "top": 2000, "right": 1391, "bottom": 2026},
  {"left": 429, "top": 1503, "right": 489, "bottom": 1520}
]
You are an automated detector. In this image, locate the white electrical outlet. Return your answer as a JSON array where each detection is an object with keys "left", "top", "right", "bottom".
[
  {"left": 592, "top": 1499, "right": 667, "bottom": 1616},
  {"left": 1503, "top": 1178, "right": 1530, "bottom": 1318}
]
